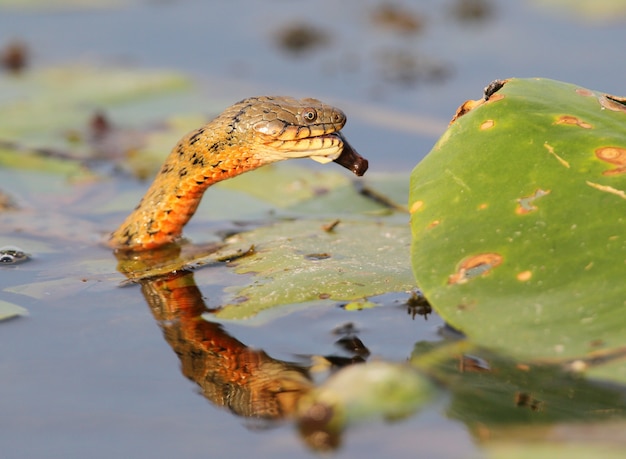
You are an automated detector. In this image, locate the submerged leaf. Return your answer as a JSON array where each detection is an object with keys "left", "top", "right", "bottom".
[
  {"left": 297, "top": 361, "right": 436, "bottom": 441},
  {"left": 0, "top": 299, "right": 27, "bottom": 321}
]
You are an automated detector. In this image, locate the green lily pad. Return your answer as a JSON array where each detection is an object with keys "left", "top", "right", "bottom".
[
  {"left": 0, "top": 64, "right": 208, "bottom": 179},
  {"left": 213, "top": 218, "right": 415, "bottom": 319},
  {"left": 0, "top": 146, "right": 94, "bottom": 178},
  {"left": 409, "top": 78, "right": 626, "bottom": 364},
  {"left": 0, "top": 65, "right": 190, "bottom": 144}
]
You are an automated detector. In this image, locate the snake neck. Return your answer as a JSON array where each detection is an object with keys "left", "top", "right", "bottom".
[{"left": 109, "top": 121, "right": 264, "bottom": 251}]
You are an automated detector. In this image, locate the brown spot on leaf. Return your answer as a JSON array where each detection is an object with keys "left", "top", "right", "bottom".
[
  {"left": 516, "top": 270, "right": 532, "bottom": 282},
  {"left": 606, "top": 94, "right": 626, "bottom": 104},
  {"left": 486, "top": 93, "right": 504, "bottom": 103},
  {"left": 448, "top": 253, "right": 503, "bottom": 285},
  {"left": 598, "top": 94, "right": 626, "bottom": 113},
  {"left": 427, "top": 220, "right": 441, "bottom": 229},
  {"left": 410, "top": 200, "right": 424, "bottom": 213},
  {"left": 555, "top": 115, "right": 592, "bottom": 129},
  {"left": 477, "top": 203, "right": 488, "bottom": 210},
  {"left": 450, "top": 98, "right": 484, "bottom": 123},
  {"left": 596, "top": 146, "right": 626, "bottom": 175},
  {"left": 516, "top": 189, "right": 550, "bottom": 214},
  {"left": 596, "top": 147, "right": 626, "bottom": 163},
  {"left": 576, "top": 88, "right": 594, "bottom": 97},
  {"left": 450, "top": 80, "right": 507, "bottom": 124},
  {"left": 480, "top": 119, "right": 495, "bottom": 130}
]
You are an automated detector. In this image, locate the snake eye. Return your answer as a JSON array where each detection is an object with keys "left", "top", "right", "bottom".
[{"left": 302, "top": 109, "right": 317, "bottom": 123}]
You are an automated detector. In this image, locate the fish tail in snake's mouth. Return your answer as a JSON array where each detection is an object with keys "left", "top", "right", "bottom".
[
  {"left": 304, "top": 132, "right": 368, "bottom": 176},
  {"left": 332, "top": 132, "right": 368, "bottom": 176}
]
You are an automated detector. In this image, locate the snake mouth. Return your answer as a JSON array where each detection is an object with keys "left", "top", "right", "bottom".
[
  {"left": 268, "top": 131, "right": 368, "bottom": 177},
  {"left": 332, "top": 133, "right": 368, "bottom": 177}
]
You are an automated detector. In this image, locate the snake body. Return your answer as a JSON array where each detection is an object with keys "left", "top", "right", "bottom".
[{"left": 109, "top": 96, "right": 367, "bottom": 251}]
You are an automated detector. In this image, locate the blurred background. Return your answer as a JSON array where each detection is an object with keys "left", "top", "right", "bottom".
[{"left": 2, "top": 0, "right": 626, "bottom": 171}]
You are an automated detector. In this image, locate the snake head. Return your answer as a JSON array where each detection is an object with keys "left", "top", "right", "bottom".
[{"left": 248, "top": 96, "right": 368, "bottom": 176}]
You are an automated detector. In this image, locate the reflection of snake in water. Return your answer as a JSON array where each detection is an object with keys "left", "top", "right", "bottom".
[
  {"left": 108, "top": 96, "right": 368, "bottom": 251},
  {"left": 141, "top": 267, "right": 313, "bottom": 421},
  {"left": 135, "top": 261, "right": 350, "bottom": 450}
]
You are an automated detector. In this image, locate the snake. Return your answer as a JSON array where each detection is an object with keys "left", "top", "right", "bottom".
[{"left": 108, "top": 96, "right": 368, "bottom": 251}]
